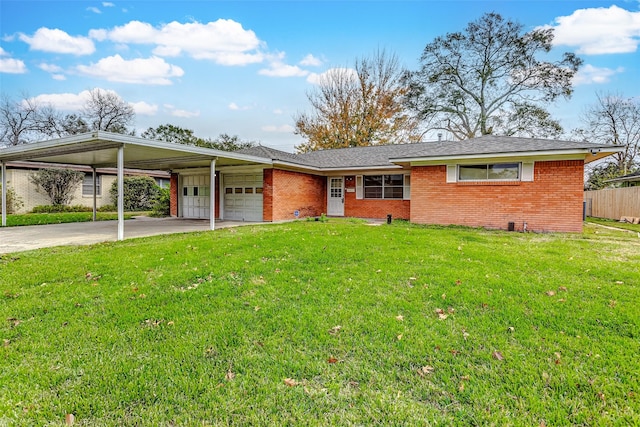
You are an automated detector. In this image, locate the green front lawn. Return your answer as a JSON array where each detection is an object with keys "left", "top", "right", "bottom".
[
  {"left": 1, "top": 221, "right": 638, "bottom": 425},
  {"left": 587, "top": 216, "right": 640, "bottom": 233}
]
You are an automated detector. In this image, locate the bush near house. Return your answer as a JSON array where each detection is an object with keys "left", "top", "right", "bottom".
[
  {"left": 29, "top": 168, "right": 84, "bottom": 206},
  {"left": 31, "top": 205, "right": 93, "bottom": 213},
  {"left": 0, "top": 184, "right": 23, "bottom": 214},
  {"left": 109, "top": 176, "right": 161, "bottom": 211},
  {"left": 150, "top": 187, "right": 170, "bottom": 217}
]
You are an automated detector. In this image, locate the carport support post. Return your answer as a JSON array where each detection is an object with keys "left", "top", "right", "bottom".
[
  {"left": 92, "top": 167, "right": 97, "bottom": 222},
  {"left": 210, "top": 158, "right": 216, "bottom": 230},
  {"left": 1, "top": 161, "right": 6, "bottom": 227},
  {"left": 117, "top": 145, "right": 124, "bottom": 240}
]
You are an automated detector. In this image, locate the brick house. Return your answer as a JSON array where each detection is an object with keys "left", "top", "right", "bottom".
[
  {"left": 169, "top": 135, "right": 618, "bottom": 232},
  {"left": 1, "top": 132, "right": 620, "bottom": 234}
]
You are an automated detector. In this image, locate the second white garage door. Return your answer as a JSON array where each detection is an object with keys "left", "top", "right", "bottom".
[{"left": 223, "top": 173, "right": 263, "bottom": 221}]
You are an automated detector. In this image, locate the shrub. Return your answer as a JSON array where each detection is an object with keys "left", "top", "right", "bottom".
[
  {"left": 29, "top": 168, "right": 84, "bottom": 206},
  {"left": 149, "top": 187, "right": 170, "bottom": 217},
  {"left": 0, "top": 184, "right": 24, "bottom": 214},
  {"left": 110, "top": 176, "right": 161, "bottom": 211},
  {"left": 31, "top": 205, "right": 92, "bottom": 213},
  {"left": 97, "top": 204, "right": 117, "bottom": 212}
]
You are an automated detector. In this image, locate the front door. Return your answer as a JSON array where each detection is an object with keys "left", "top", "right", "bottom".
[{"left": 327, "top": 177, "right": 344, "bottom": 216}]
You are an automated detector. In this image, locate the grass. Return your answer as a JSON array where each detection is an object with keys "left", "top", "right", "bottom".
[
  {"left": 2, "top": 211, "right": 140, "bottom": 227},
  {"left": 0, "top": 220, "right": 638, "bottom": 425},
  {"left": 587, "top": 216, "right": 640, "bottom": 233}
]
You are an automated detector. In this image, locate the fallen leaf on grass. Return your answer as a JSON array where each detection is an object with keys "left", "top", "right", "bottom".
[
  {"left": 597, "top": 391, "right": 606, "bottom": 402},
  {"left": 284, "top": 378, "right": 299, "bottom": 387},
  {"left": 225, "top": 370, "right": 235, "bottom": 381},
  {"left": 3, "top": 339, "right": 9, "bottom": 347},
  {"left": 435, "top": 308, "right": 448, "bottom": 320},
  {"left": 492, "top": 351, "right": 504, "bottom": 361},
  {"left": 7, "top": 318, "right": 20, "bottom": 327},
  {"left": 328, "top": 325, "right": 342, "bottom": 335},
  {"left": 327, "top": 357, "right": 338, "bottom": 364},
  {"left": 545, "top": 290, "right": 556, "bottom": 296},
  {"left": 615, "top": 281, "right": 623, "bottom": 285},
  {"left": 396, "top": 314, "right": 404, "bottom": 321},
  {"left": 417, "top": 366, "right": 435, "bottom": 377},
  {"left": 507, "top": 326, "right": 515, "bottom": 333},
  {"left": 609, "top": 300, "right": 617, "bottom": 308},
  {"left": 65, "top": 413, "right": 75, "bottom": 425},
  {"left": 458, "top": 382, "right": 465, "bottom": 392},
  {"left": 558, "top": 286, "right": 568, "bottom": 292},
  {"left": 396, "top": 334, "right": 403, "bottom": 341}
]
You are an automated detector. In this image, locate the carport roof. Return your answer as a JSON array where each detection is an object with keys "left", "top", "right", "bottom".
[{"left": 0, "top": 131, "right": 272, "bottom": 170}]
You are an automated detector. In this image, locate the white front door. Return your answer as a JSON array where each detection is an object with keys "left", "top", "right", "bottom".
[
  {"left": 182, "top": 175, "right": 210, "bottom": 219},
  {"left": 327, "top": 177, "right": 344, "bottom": 216}
]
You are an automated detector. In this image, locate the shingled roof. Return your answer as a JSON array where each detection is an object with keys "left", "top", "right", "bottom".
[{"left": 237, "top": 135, "right": 617, "bottom": 169}]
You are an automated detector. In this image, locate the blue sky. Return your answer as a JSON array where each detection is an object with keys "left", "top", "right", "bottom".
[{"left": 1, "top": 0, "right": 639, "bottom": 152}]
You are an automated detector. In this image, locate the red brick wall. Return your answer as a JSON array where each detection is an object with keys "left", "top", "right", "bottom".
[
  {"left": 170, "top": 173, "right": 178, "bottom": 217},
  {"left": 263, "top": 169, "right": 273, "bottom": 222},
  {"left": 266, "top": 169, "right": 326, "bottom": 221},
  {"left": 410, "top": 160, "right": 585, "bottom": 232}
]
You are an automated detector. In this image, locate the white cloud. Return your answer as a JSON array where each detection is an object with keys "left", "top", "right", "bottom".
[
  {"left": 262, "top": 124, "right": 295, "bottom": 133},
  {"left": 228, "top": 102, "right": 251, "bottom": 111},
  {"left": 19, "top": 27, "right": 95, "bottom": 55},
  {"left": 273, "top": 109, "right": 283, "bottom": 115},
  {"left": 130, "top": 101, "right": 157, "bottom": 115},
  {"left": 306, "top": 67, "right": 357, "bottom": 85},
  {"left": 87, "top": 6, "right": 102, "bottom": 14},
  {"left": 52, "top": 74, "right": 66, "bottom": 81},
  {"left": 299, "top": 54, "right": 322, "bottom": 67},
  {"left": 76, "top": 54, "right": 184, "bottom": 85},
  {"left": 102, "top": 2, "right": 115, "bottom": 6},
  {"left": 29, "top": 91, "right": 90, "bottom": 111},
  {"left": 171, "top": 108, "right": 200, "bottom": 118},
  {"left": 573, "top": 64, "right": 625, "bottom": 85},
  {"left": 259, "top": 61, "right": 309, "bottom": 77},
  {"left": 38, "top": 63, "right": 63, "bottom": 73},
  {"left": 95, "top": 19, "right": 265, "bottom": 65},
  {"left": 0, "top": 48, "right": 27, "bottom": 73},
  {"left": 543, "top": 5, "right": 640, "bottom": 54}
]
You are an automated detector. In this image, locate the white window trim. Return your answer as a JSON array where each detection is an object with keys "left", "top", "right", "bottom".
[
  {"left": 445, "top": 162, "right": 533, "bottom": 183},
  {"left": 357, "top": 173, "right": 408, "bottom": 200}
]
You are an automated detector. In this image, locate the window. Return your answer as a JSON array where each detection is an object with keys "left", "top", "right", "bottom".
[
  {"left": 363, "top": 174, "right": 405, "bottom": 199},
  {"left": 82, "top": 174, "right": 101, "bottom": 196},
  {"left": 458, "top": 163, "right": 520, "bottom": 181}
]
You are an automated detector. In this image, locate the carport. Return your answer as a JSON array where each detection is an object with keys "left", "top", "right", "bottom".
[{"left": 0, "top": 131, "right": 272, "bottom": 240}]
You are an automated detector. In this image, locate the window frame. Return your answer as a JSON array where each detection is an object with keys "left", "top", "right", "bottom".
[
  {"left": 457, "top": 163, "right": 521, "bottom": 182},
  {"left": 82, "top": 173, "right": 101, "bottom": 197},
  {"left": 362, "top": 174, "right": 406, "bottom": 200}
]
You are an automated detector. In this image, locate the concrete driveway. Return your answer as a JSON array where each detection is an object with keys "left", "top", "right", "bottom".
[{"left": 0, "top": 217, "right": 257, "bottom": 254}]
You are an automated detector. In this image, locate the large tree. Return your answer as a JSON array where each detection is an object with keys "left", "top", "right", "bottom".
[
  {"left": 405, "top": 12, "right": 582, "bottom": 140},
  {"left": 142, "top": 124, "right": 256, "bottom": 151},
  {"left": 82, "top": 88, "right": 135, "bottom": 133},
  {"left": 576, "top": 92, "right": 640, "bottom": 189},
  {"left": 294, "top": 50, "right": 422, "bottom": 152},
  {"left": 29, "top": 168, "right": 85, "bottom": 206}
]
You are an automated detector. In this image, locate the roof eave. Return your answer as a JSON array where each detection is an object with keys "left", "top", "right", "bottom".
[{"left": 389, "top": 148, "right": 624, "bottom": 165}]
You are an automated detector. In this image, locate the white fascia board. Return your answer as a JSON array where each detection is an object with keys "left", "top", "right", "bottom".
[
  {"left": 389, "top": 148, "right": 623, "bottom": 166},
  {"left": 0, "top": 131, "right": 273, "bottom": 165}
]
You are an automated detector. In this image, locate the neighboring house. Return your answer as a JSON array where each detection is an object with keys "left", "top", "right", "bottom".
[
  {"left": 168, "top": 135, "right": 618, "bottom": 232},
  {"left": 2, "top": 161, "right": 170, "bottom": 213},
  {"left": 1, "top": 132, "right": 621, "bottom": 233},
  {"left": 606, "top": 170, "right": 640, "bottom": 187}
]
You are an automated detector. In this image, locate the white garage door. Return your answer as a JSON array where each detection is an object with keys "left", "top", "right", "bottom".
[
  {"left": 182, "top": 175, "right": 210, "bottom": 219},
  {"left": 223, "top": 173, "right": 263, "bottom": 221}
]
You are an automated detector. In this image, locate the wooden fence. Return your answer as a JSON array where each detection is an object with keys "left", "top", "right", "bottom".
[{"left": 584, "top": 187, "right": 640, "bottom": 219}]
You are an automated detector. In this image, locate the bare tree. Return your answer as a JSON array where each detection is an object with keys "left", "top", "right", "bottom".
[
  {"left": 576, "top": 92, "right": 640, "bottom": 188},
  {"left": 0, "top": 94, "right": 42, "bottom": 146},
  {"left": 295, "top": 50, "right": 422, "bottom": 152},
  {"left": 405, "top": 13, "right": 582, "bottom": 140},
  {"left": 29, "top": 168, "right": 85, "bottom": 206},
  {"left": 82, "top": 88, "right": 135, "bottom": 133}
]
